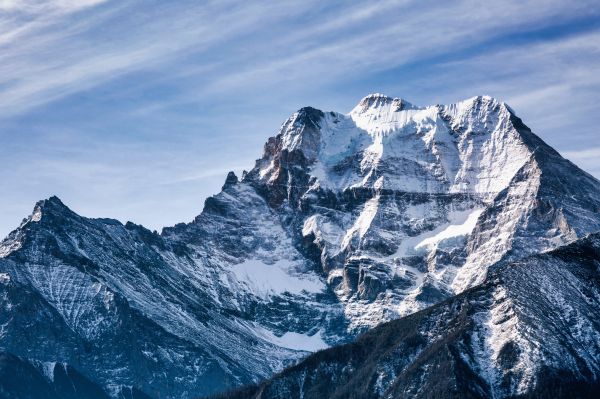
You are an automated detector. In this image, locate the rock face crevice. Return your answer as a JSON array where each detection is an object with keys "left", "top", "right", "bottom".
[{"left": 1, "top": 94, "right": 599, "bottom": 398}]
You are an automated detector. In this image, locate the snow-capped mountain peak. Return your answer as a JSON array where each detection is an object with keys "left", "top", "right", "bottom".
[
  {"left": 243, "top": 94, "right": 600, "bottom": 328},
  {"left": 0, "top": 196, "right": 74, "bottom": 258},
  {"left": 349, "top": 93, "right": 419, "bottom": 133},
  {"left": 350, "top": 92, "right": 415, "bottom": 114},
  {"left": 255, "top": 94, "right": 536, "bottom": 197}
]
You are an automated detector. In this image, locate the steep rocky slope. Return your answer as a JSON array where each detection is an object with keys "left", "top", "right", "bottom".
[
  {"left": 215, "top": 233, "right": 600, "bottom": 399},
  {"left": 1, "top": 94, "right": 599, "bottom": 397},
  {"left": 0, "top": 197, "right": 336, "bottom": 398},
  {"left": 237, "top": 93, "right": 600, "bottom": 328}
]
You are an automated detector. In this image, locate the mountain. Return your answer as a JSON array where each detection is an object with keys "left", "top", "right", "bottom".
[
  {"left": 0, "top": 196, "right": 331, "bottom": 398},
  {"left": 1, "top": 94, "right": 599, "bottom": 398},
  {"left": 241, "top": 94, "right": 600, "bottom": 324},
  {"left": 214, "top": 232, "right": 600, "bottom": 399}
]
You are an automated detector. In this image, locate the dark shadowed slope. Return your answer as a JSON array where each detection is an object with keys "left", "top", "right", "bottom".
[
  {"left": 213, "top": 232, "right": 600, "bottom": 399},
  {"left": 0, "top": 352, "right": 119, "bottom": 399}
]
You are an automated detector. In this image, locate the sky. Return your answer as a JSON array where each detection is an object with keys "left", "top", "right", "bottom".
[{"left": 1, "top": 0, "right": 599, "bottom": 238}]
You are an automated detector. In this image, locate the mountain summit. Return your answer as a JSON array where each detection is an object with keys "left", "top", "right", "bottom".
[{"left": 1, "top": 95, "right": 600, "bottom": 398}]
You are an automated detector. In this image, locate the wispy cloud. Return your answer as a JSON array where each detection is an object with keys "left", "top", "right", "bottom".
[
  {"left": 201, "top": 0, "right": 594, "bottom": 91},
  {"left": 405, "top": 28, "right": 600, "bottom": 154},
  {"left": 562, "top": 148, "right": 600, "bottom": 180},
  {"left": 563, "top": 148, "right": 600, "bottom": 160},
  {"left": 0, "top": 0, "right": 324, "bottom": 115},
  {"left": 0, "top": 0, "right": 107, "bottom": 12},
  {"left": 2, "top": 0, "right": 598, "bottom": 117},
  {"left": 0, "top": 0, "right": 599, "bottom": 237}
]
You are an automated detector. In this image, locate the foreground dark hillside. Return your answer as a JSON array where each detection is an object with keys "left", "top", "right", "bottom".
[{"left": 212, "top": 233, "right": 600, "bottom": 399}]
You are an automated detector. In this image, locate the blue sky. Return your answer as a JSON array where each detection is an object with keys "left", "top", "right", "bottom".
[{"left": 1, "top": 0, "right": 600, "bottom": 238}]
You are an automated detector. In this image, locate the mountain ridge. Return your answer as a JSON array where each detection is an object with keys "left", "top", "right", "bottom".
[{"left": 1, "top": 94, "right": 600, "bottom": 398}]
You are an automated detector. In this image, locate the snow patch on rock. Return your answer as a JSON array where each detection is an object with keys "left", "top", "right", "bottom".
[
  {"left": 230, "top": 259, "right": 325, "bottom": 298},
  {"left": 415, "top": 208, "right": 484, "bottom": 252},
  {"left": 254, "top": 326, "right": 329, "bottom": 352}
]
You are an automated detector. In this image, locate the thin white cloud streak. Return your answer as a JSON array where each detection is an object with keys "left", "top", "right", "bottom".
[
  {"left": 0, "top": 0, "right": 106, "bottom": 12},
  {"left": 114, "top": 0, "right": 600, "bottom": 116},
  {"left": 161, "top": 166, "right": 250, "bottom": 185},
  {"left": 197, "top": 0, "right": 599, "bottom": 94},
  {"left": 563, "top": 148, "right": 600, "bottom": 160},
  {"left": 1, "top": 0, "right": 598, "bottom": 117},
  {"left": 561, "top": 148, "right": 600, "bottom": 180},
  {"left": 0, "top": 0, "right": 111, "bottom": 45},
  {"left": 416, "top": 29, "right": 600, "bottom": 138},
  {"left": 0, "top": 0, "right": 323, "bottom": 115}
]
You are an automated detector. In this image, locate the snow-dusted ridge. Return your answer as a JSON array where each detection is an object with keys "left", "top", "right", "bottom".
[{"left": 1, "top": 94, "right": 600, "bottom": 398}]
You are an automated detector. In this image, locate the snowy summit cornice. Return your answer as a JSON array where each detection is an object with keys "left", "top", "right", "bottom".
[{"left": 349, "top": 93, "right": 417, "bottom": 116}]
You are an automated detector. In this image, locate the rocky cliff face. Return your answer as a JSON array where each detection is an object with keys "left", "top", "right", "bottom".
[
  {"left": 240, "top": 93, "right": 600, "bottom": 328},
  {"left": 217, "top": 232, "right": 600, "bottom": 399},
  {"left": 1, "top": 94, "right": 599, "bottom": 398},
  {"left": 0, "top": 196, "right": 336, "bottom": 398}
]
